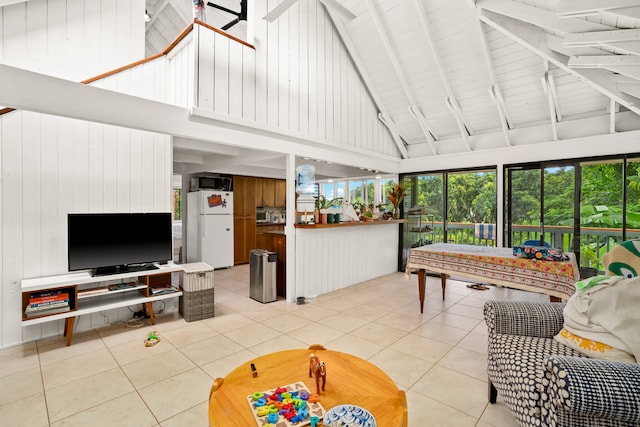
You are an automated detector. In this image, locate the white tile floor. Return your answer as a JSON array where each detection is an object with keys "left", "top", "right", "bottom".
[{"left": 0, "top": 265, "right": 547, "bottom": 426}]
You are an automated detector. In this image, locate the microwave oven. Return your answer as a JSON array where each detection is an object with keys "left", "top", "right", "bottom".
[
  {"left": 256, "top": 209, "right": 270, "bottom": 223},
  {"left": 191, "top": 176, "right": 232, "bottom": 191}
]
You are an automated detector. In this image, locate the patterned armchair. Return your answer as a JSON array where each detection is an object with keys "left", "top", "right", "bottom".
[{"left": 484, "top": 300, "right": 640, "bottom": 427}]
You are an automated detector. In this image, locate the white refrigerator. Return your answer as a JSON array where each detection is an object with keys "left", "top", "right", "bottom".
[{"left": 187, "top": 190, "right": 234, "bottom": 269}]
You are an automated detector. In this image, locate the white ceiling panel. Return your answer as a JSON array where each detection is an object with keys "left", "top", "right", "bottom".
[{"left": 143, "top": 0, "right": 640, "bottom": 162}]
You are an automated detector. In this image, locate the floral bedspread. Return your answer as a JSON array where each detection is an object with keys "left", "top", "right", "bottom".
[{"left": 406, "top": 243, "right": 579, "bottom": 300}]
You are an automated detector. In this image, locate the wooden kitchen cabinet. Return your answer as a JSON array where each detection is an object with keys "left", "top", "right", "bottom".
[
  {"left": 233, "top": 176, "right": 257, "bottom": 264},
  {"left": 261, "top": 178, "right": 275, "bottom": 207},
  {"left": 234, "top": 217, "right": 256, "bottom": 264},
  {"left": 275, "top": 179, "right": 286, "bottom": 208},
  {"left": 233, "top": 176, "right": 286, "bottom": 265},
  {"left": 234, "top": 176, "right": 257, "bottom": 216}
]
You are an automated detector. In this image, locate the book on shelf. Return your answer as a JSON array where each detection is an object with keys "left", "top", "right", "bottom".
[
  {"left": 30, "top": 293, "right": 69, "bottom": 304},
  {"left": 30, "top": 289, "right": 67, "bottom": 298},
  {"left": 26, "top": 301, "right": 69, "bottom": 311},
  {"left": 28, "top": 299, "right": 70, "bottom": 308},
  {"left": 25, "top": 302, "right": 70, "bottom": 317}
]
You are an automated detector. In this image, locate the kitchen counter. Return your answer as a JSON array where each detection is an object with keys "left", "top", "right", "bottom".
[
  {"left": 293, "top": 220, "right": 401, "bottom": 302},
  {"left": 295, "top": 219, "right": 405, "bottom": 228}
]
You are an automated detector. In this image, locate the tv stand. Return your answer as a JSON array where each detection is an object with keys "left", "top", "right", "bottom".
[
  {"left": 92, "top": 264, "right": 159, "bottom": 276},
  {"left": 21, "top": 264, "right": 183, "bottom": 346}
]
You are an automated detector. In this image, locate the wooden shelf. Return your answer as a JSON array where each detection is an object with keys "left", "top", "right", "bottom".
[{"left": 21, "top": 263, "right": 184, "bottom": 345}]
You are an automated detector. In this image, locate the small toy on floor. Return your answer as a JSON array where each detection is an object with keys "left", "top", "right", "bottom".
[{"left": 144, "top": 330, "right": 160, "bottom": 347}]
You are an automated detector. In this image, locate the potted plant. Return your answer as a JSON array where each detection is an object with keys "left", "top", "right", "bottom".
[
  {"left": 350, "top": 200, "right": 363, "bottom": 215},
  {"left": 387, "top": 182, "right": 409, "bottom": 219}
]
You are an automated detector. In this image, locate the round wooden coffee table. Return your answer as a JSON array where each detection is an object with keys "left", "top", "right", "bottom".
[{"left": 208, "top": 347, "right": 407, "bottom": 426}]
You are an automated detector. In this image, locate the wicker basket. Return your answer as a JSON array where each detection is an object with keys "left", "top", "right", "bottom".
[{"left": 179, "top": 262, "right": 214, "bottom": 322}]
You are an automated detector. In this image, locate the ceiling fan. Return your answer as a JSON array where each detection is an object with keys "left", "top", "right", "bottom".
[
  {"left": 263, "top": 0, "right": 356, "bottom": 23},
  {"left": 207, "top": 0, "right": 248, "bottom": 31}
]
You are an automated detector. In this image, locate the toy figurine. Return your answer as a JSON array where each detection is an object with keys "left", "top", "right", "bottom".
[{"left": 308, "top": 353, "right": 326, "bottom": 395}]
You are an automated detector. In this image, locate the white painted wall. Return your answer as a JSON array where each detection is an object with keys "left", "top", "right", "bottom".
[
  {"left": 0, "top": 0, "right": 171, "bottom": 348},
  {"left": 1, "top": 111, "right": 171, "bottom": 347},
  {"left": 295, "top": 224, "right": 399, "bottom": 300},
  {"left": 0, "top": 0, "right": 145, "bottom": 82},
  {"left": 193, "top": 3, "right": 398, "bottom": 158}
]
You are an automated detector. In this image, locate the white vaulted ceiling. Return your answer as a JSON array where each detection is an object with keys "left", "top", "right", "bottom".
[{"left": 146, "top": 0, "right": 640, "bottom": 170}]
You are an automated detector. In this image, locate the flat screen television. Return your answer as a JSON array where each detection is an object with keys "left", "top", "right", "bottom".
[{"left": 68, "top": 212, "right": 173, "bottom": 276}]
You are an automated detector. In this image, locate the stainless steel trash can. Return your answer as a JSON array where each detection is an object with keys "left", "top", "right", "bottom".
[{"left": 249, "top": 249, "right": 277, "bottom": 303}]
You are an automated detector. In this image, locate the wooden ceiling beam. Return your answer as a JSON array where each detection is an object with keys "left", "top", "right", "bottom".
[
  {"left": 564, "top": 29, "right": 640, "bottom": 45},
  {"left": 364, "top": 0, "right": 438, "bottom": 151},
  {"left": 558, "top": 0, "right": 640, "bottom": 18},
  {"left": 619, "top": 84, "right": 640, "bottom": 99},
  {"left": 601, "top": 8, "right": 640, "bottom": 26},
  {"left": 476, "top": 0, "right": 610, "bottom": 36},
  {"left": 378, "top": 113, "right": 410, "bottom": 159},
  {"left": 408, "top": 106, "right": 438, "bottom": 155},
  {"left": 541, "top": 62, "right": 560, "bottom": 141},
  {"left": 364, "top": 0, "right": 415, "bottom": 107},
  {"left": 474, "top": 18, "right": 513, "bottom": 145},
  {"left": 488, "top": 85, "right": 511, "bottom": 146},
  {"left": 479, "top": 10, "right": 640, "bottom": 115},
  {"left": 412, "top": 0, "right": 473, "bottom": 144},
  {"left": 569, "top": 55, "right": 640, "bottom": 67},
  {"left": 325, "top": 5, "right": 410, "bottom": 159}
]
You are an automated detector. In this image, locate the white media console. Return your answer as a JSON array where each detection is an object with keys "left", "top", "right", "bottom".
[{"left": 21, "top": 263, "right": 183, "bottom": 346}]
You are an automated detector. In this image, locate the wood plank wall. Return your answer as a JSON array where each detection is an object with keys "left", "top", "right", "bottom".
[
  {"left": 1, "top": 111, "right": 172, "bottom": 346},
  {"left": 295, "top": 225, "right": 399, "bottom": 298},
  {"left": 0, "top": 0, "right": 144, "bottom": 83},
  {"left": 194, "top": 1, "right": 397, "bottom": 157},
  {"left": 0, "top": 0, "right": 169, "bottom": 348}
]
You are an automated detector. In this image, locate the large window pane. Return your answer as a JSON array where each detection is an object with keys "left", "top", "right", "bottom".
[
  {"left": 349, "top": 181, "right": 363, "bottom": 203},
  {"left": 447, "top": 170, "right": 496, "bottom": 245},
  {"left": 508, "top": 168, "right": 541, "bottom": 246},
  {"left": 415, "top": 174, "right": 443, "bottom": 242},
  {"left": 580, "top": 161, "right": 624, "bottom": 272},
  {"left": 627, "top": 159, "right": 640, "bottom": 240},
  {"left": 544, "top": 166, "right": 574, "bottom": 250}
]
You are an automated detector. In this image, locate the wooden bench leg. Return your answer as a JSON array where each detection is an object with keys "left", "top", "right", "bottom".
[{"left": 488, "top": 379, "right": 497, "bottom": 404}]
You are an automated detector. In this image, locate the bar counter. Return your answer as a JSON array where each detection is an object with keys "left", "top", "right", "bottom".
[
  {"left": 293, "top": 219, "right": 402, "bottom": 302},
  {"left": 295, "top": 219, "right": 405, "bottom": 228}
]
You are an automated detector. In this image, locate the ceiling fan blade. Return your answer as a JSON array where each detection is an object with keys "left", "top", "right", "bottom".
[
  {"left": 262, "top": 0, "right": 298, "bottom": 22},
  {"left": 207, "top": 2, "right": 239, "bottom": 16},
  {"left": 221, "top": 17, "right": 240, "bottom": 31},
  {"left": 319, "top": 0, "right": 356, "bottom": 21}
]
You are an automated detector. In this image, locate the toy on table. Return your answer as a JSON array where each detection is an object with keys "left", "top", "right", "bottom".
[
  {"left": 308, "top": 353, "right": 326, "bottom": 395},
  {"left": 247, "top": 382, "right": 326, "bottom": 427}
]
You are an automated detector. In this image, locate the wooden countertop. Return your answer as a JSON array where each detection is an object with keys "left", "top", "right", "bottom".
[{"left": 295, "top": 219, "right": 405, "bottom": 229}]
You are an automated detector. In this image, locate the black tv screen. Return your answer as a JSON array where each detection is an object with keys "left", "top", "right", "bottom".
[{"left": 68, "top": 213, "right": 172, "bottom": 275}]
